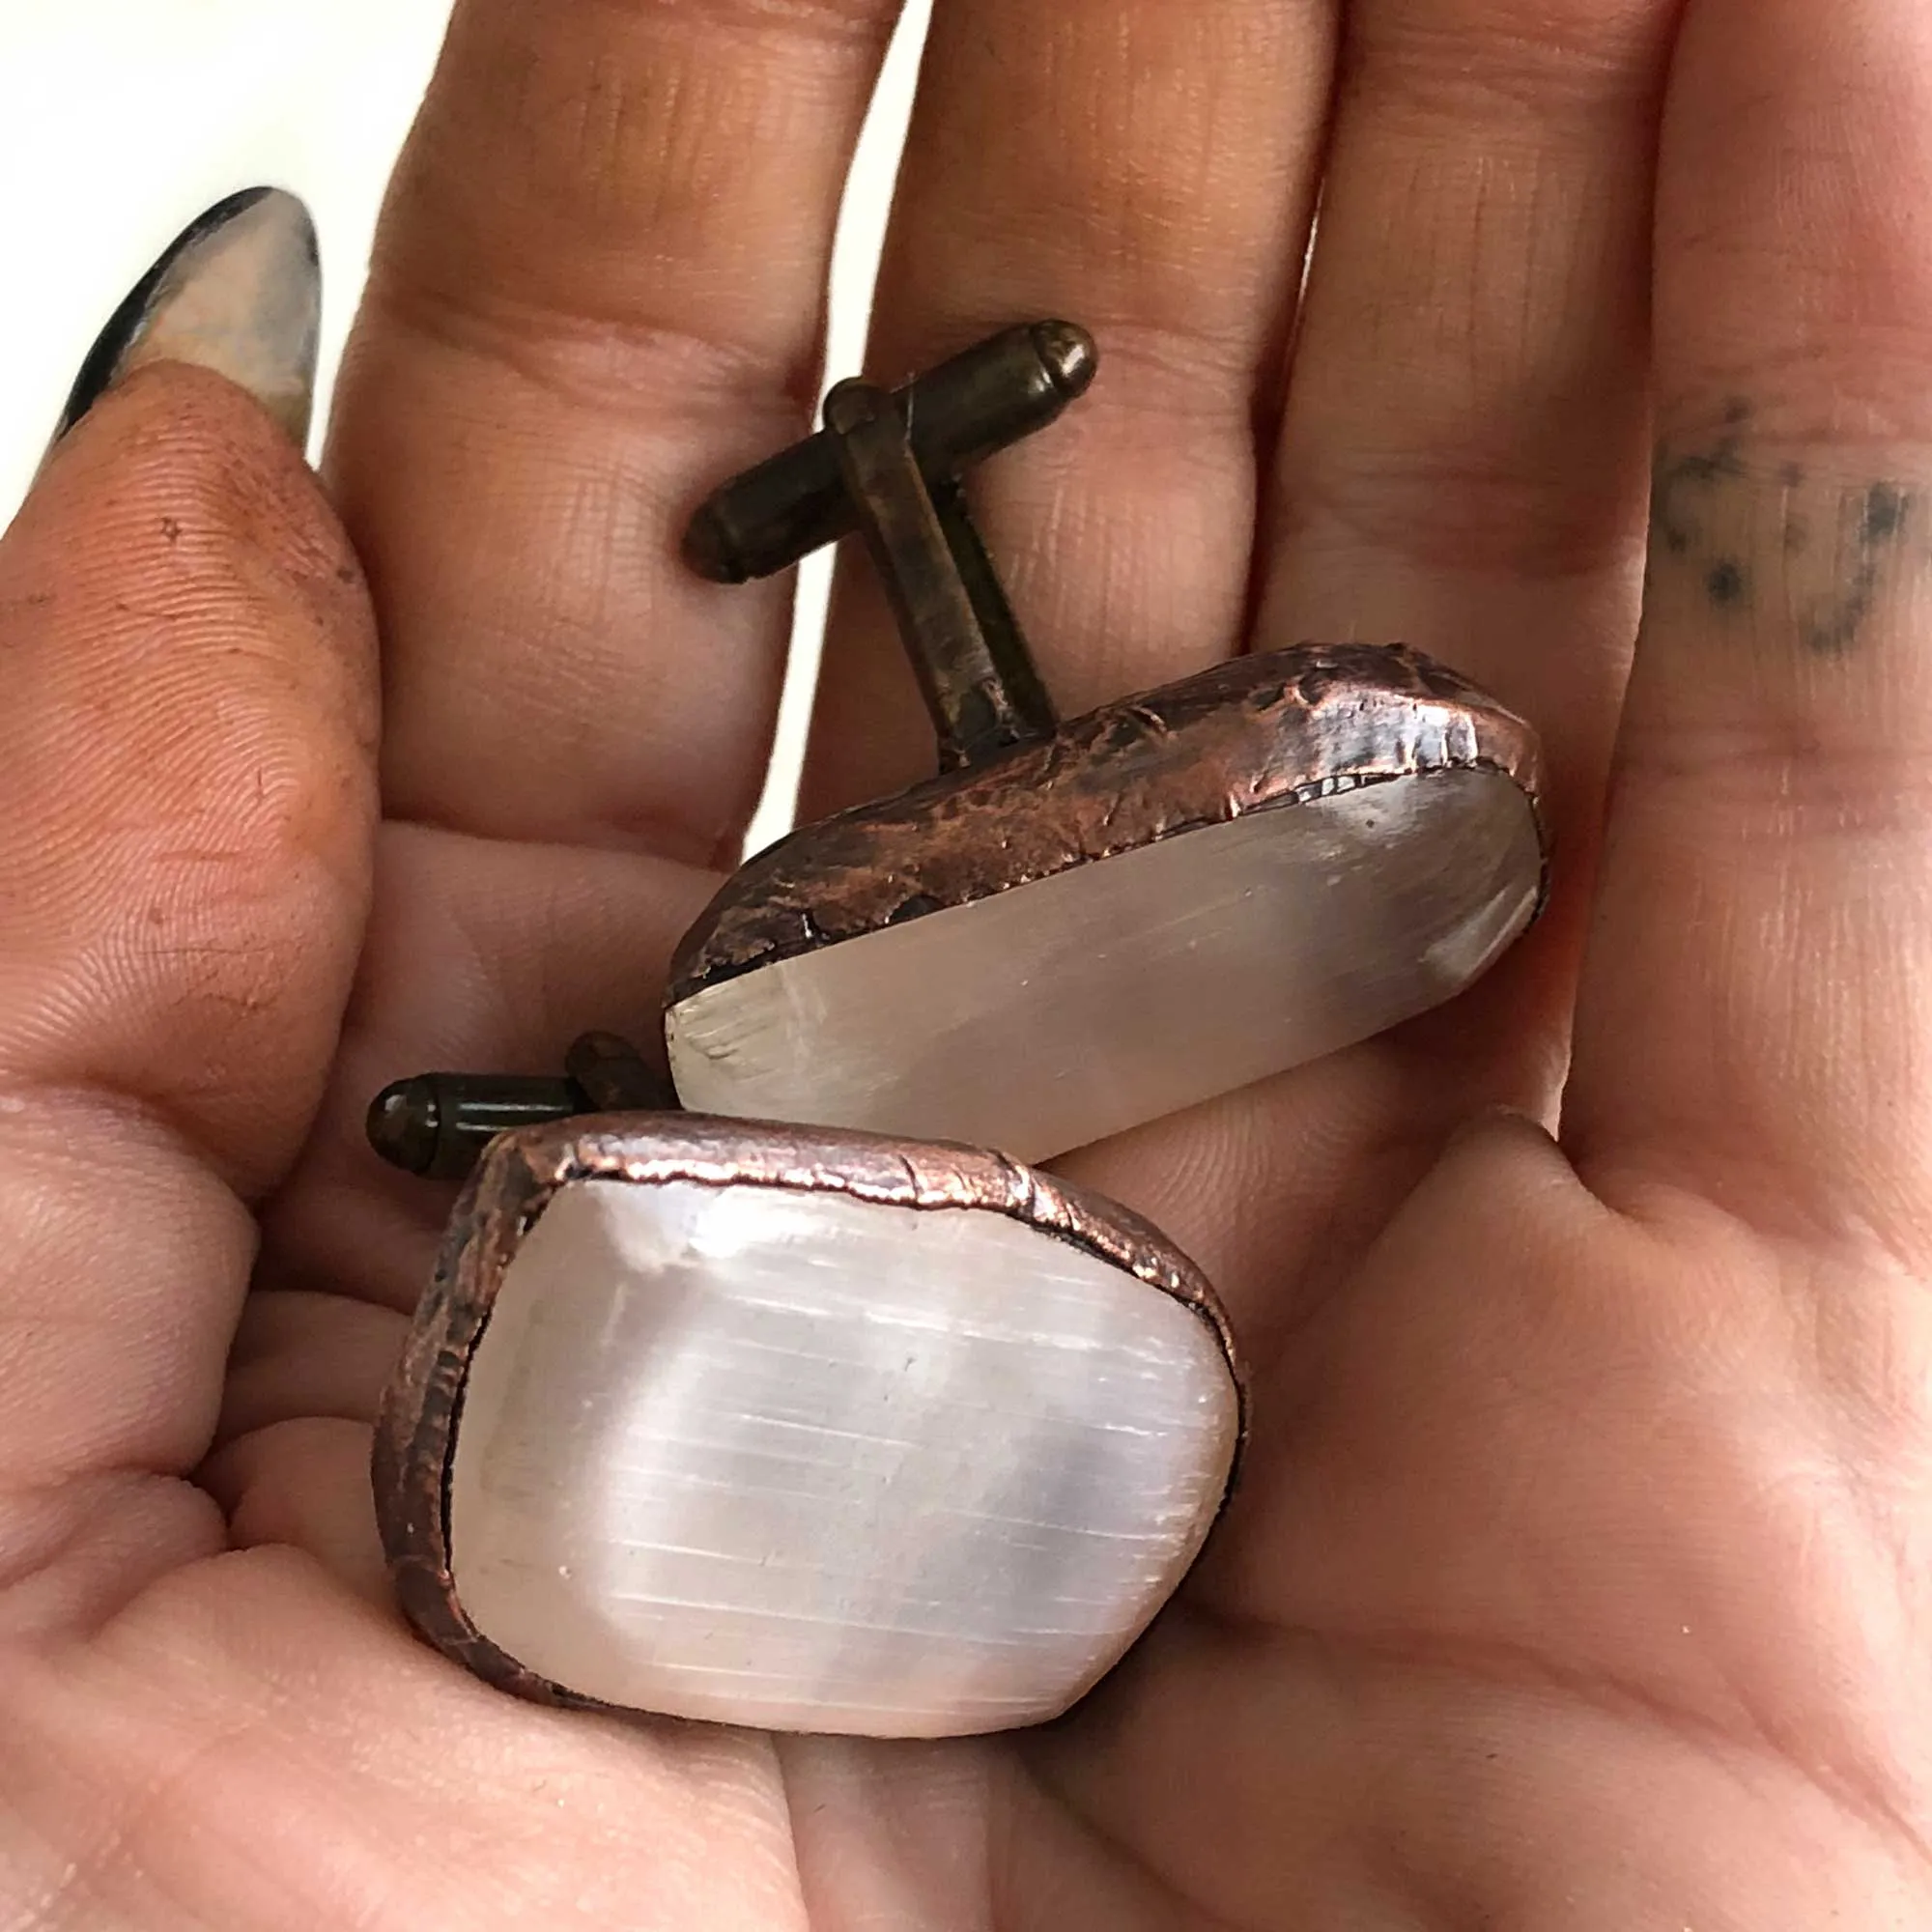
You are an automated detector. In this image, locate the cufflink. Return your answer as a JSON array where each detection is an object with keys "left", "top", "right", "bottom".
[
  {"left": 667, "top": 324, "right": 1547, "bottom": 1162},
  {"left": 370, "top": 1102, "right": 1242, "bottom": 1738}
]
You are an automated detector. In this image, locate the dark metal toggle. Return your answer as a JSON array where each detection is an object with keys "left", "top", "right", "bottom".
[
  {"left": 683, "top": 320, "right": 1095, "bottom": 771},
  {"left": 366, "top": 1033, "right": 675, "bottom": 1183}
]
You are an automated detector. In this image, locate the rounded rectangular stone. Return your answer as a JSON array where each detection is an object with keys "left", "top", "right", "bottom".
[{"left": 444, "top": 1177, "right": 1239, "bottom": 1737}]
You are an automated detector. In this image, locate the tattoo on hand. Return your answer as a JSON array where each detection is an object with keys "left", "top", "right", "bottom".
[
  {"left": 1803, "top": 481, "right": 1914, "bottom": 655},
  {"left": 1650, "top": 401, "right": 1915, "bottom": 654}
]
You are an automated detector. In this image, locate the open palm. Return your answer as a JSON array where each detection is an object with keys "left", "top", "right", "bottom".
[{"left": 7, "top": 0, "right": 1932, "bottom": 1922}]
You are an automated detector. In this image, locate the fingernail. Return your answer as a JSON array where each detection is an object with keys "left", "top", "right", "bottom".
[{"left": 54, "top": 186, "right": 321, "bottom": 447}]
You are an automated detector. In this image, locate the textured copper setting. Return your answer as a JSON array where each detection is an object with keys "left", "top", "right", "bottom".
[
  {"left": 373, "top": 1113, "right": 1248, "bottom": 1714},
  {"left": 669, "top": 640, "right": 1546, "bottom": 1006}
]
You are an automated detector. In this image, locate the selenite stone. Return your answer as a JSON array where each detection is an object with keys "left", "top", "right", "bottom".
[
  {"left": 446, "top": 1179, "right": 1238, "bottom": 1737},
  {"left": 668, "top": 767, "right": 1540, "bottom": 1162}
]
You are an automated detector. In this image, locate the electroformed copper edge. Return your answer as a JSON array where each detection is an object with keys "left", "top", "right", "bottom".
[
  {"left": 667, "top": 640, "right": 1548, "bottom": 1007},
  {"left": 373, "top": 1113, "right": 1250, "bottom": 1719}
]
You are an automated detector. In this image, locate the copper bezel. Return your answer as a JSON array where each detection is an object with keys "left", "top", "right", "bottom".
[{"left": 668, "top": 641, "right": 1546, "bottom": 1009}]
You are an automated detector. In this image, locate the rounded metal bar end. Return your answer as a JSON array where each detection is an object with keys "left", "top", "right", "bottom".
[{"left": 1030, "top": 321, "right": 1096, "bottom": 403}]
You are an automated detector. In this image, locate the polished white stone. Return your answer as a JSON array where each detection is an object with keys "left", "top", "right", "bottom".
[
  {"left": 447, "top": 1179, "right": 1237, "bottom": 1737},
  {"left": 668, "top": 768, "right": 1541, "bottom": 1162}
]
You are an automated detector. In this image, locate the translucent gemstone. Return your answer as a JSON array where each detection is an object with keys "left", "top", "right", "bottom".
[
  {"left": 668, "top": 767, "right": 1540, "bottom": 1163},
  {"left": 446, "top": 1179, "right": 1238, "bottom": 1738}
]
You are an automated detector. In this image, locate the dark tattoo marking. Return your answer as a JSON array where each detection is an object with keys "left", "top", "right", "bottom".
[
  {"left": 1803, "top": 482, "right": 1914, "bottom": 656},
  {"left": 1651, "top": 402, "right": 1751, "bottom": 560},
  {"left": 1654, "top": 405, "right": 1915, "bottom": 650},
  {"left": 1705, "top": 559, "right": 1749, "bottom": 609},
  {"left": 1861, "top": 481, "right": 1907, "bottom": 546}
]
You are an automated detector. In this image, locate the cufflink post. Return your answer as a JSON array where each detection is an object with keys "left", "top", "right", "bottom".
[
  {"left": 366, "top": 1034, "right": 675, "bottom": 1181},
  {"left": 683, "top": 321, "right": 1094, "bottom": 770}
]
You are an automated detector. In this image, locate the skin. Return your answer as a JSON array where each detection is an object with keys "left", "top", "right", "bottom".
[{"left": 4, "top": 0, "right": 1932, "bottom": 1921}]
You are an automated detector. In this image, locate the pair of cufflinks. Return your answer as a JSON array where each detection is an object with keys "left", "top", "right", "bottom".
[{"left": 369, "top": 324, "right": 1547, "bottom": 1740}]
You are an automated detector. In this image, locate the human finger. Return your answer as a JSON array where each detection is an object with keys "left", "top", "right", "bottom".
[
  {"left": 1258, "top": 0, "right": 1671, "bottom": 899},
  {"left": 328, "top": 0, "right": 903, "bottom": 866},
  {"left": 1567, "top": 0, "right": 1932, "bottom": 1250},
  {"left": 799, "top": 0, "right": 1335, "bottom": 814}
]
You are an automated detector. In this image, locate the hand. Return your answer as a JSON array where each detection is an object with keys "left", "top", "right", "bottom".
[{"left": 7, "top": 0, "right": 1931, "bottom": 1922}]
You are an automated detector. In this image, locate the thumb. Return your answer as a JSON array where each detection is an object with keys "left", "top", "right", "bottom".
[{"left": 0, "top": 249, "right": 377, "bottom": 1626}]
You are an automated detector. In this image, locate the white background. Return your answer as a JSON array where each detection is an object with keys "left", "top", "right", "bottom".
[{"left": 0, "top": 0, "right": 932, "bottom": 846}]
